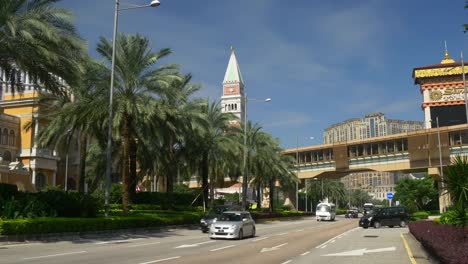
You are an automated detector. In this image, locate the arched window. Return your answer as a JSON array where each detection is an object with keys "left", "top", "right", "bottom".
[
  {"left": 36, "top": 172, "right": 47, "bottom": 191},
  {"left": 2, "top": 128, "right": 7, "bottom": 145},
  {"left": 3, "top": 151, "right": 11, "bottom": 162},
  {"left": 9, "top": 130, "right": 15, "bottom": 146}
]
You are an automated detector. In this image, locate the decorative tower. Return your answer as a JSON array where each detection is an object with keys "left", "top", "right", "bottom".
[
  {"left": 221, "top": 46, "right": 245, "bottom": 125},
  {"left": 413, "top": 44, "right": 467, "bottom": 128}
]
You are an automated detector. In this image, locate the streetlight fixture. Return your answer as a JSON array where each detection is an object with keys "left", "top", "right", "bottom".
[
  {"left": 105, "top": 0, "right": 160, "bottom": 217},
  {"left": 242, "top": 94, "right": 271, "bottom": 209}
]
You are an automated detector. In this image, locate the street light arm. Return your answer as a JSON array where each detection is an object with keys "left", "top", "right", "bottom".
[{"left": 119, "top": 4, "right": 154, "bottom": 11}]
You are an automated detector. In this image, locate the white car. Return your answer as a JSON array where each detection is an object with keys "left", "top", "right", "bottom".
[{"left": 209, "top": 211, "right": 256, "bottom": 240}]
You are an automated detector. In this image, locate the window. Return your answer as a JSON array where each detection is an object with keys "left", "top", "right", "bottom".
[
  {"left": 9, "top": 130, "right": 15, "bottom": 146},
  {"left": 3, "top": 151, "right": 11, "bottom": 162},
  {"left": 2, "top": 128, "right": 7, "bottom": 145},
  {"left": 36, "top": 172, "right": 47, "bottom": 191}
]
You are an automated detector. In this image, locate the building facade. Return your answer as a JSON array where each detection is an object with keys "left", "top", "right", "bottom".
[
  {"left": 0, "top": 69, "right": 79, "bottom": 192},
  {"left": 323, "top": 113, "right": 424, "bottom": 144},
  {"left": 413, "top": 48, "right": 468, "bottom": 128}
]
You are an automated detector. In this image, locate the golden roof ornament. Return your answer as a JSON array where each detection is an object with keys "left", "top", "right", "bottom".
[{"left": 441, "top": 41, "right": 455, "bottom": 64}]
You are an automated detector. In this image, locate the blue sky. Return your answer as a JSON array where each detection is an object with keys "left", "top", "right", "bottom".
[{"left": 60, "top": 0, "right": 468, "bottom": 149}]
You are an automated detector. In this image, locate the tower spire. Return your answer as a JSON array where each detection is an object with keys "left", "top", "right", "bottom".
[
  {"left": 223, "top": 46, "right": 244, "bottom": 85},
  {"left": 441, "top": 40, "right": 455, "bottom": 64}
]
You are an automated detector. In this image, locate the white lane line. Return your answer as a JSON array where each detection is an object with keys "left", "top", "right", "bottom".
[
  {"left": 252, "top": 237, "right": 269, "bottom": 242},
  {"left": 174, "top": 240, "right": 215, "bottom": 248},
  {"left": 210, "top": 245, "right": 236, "bottom": 252},
  {"left": 330, "top": 239, "right": 336, "bottom": 243},
  {"left": 295, "top": 229, "right": 304, "bottom": 232},
  {"left": 301, "top": 251, "right": 310, "bottom": 256},
  {"left": 23, "top": 251, "right": 87, "bottom": 260},
  {"left": 275, "top": 232, "right": 289, "bottom": 236},
  {"left": 320, "top": 245, "right": 327, "bottom": 249},
  {"left": 95, "top": 238, "right": 143, "bottom": 245},
  {"left": 128, "top": 242, "right": 161, "bottom": 248},
  {"left": 315, "top": 227, "right": 359, "bottom": 249},
  {"left": 281, "top": 260, "right": 292, "bottom": 264},
  {"left": 139, "top": 256, "right": 181, "bottom": 264}
]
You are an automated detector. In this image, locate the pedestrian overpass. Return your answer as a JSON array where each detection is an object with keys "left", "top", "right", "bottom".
[{"left": 283, "top": 124, "right": 468, "bottom": 180}]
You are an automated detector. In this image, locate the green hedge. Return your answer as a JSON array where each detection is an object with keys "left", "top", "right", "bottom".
[
  {"left": 411, "top": 211, "right": 429, "bottom": 221},
  {"left": 0, "top": 211, "right": 204, "bottom": 235},
  {"left": 0, "top": 183, "right": 18, "bottom": 201},
  {"left": 1, "top": 190, "right": 98, "bottom": 219}
]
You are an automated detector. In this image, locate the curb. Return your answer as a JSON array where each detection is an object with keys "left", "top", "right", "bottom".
[{"left": 402, "top": 232, "right": 439, "bottom": 264}]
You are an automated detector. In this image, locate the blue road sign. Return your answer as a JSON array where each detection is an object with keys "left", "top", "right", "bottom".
[{"left": 387, "top": 192, "right": 394, "bottom": 200}]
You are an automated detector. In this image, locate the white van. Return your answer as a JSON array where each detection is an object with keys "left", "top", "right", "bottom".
[{"left": 316, "top": 202, "right": 336, "bottom": 221}]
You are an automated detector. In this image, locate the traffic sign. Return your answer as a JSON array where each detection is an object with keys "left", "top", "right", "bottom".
[{"left": 387, "top": 192, "right": 393, "bottom": 200}]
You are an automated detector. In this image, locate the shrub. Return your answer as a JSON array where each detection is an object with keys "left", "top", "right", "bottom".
[
  {"left": 1, "top": 191, "right": 98, "bottom": 219},
  {"left": 0, "top": 211, "right": 204, "bottom": 235},
  {"left": 0, "top": 183, "right": 18, "bottom": 201},
  {"left": 439, "top": 209, "right": 468, "bottom": 226},
  {"left": 411, "top": 211, "right": 429, "bottom": 221},
  {"left": 133, "top": 192, "right": 196, "bottom": 208},
  {"left": 409, "top": 221, "right": 468, "bottom": 264}
]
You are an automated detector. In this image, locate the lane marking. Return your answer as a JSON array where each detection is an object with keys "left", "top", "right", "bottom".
[
  {"left": 330, "top": 239, "right": 336, "bottom": 243},
  {"left": 175, "top": 241, "right": 215, "bottom": 248},
  {"left": 23, "top": 251, "right": 87, "bottom": 260},
  {"left": 139, "top": 256, "right": 181, "bottom": 264},
  {"left": 315, "top": 227, "right": 359, "bottom": 249},
  {"left": 281, "top": 260, "right": 292, "bottom": 264},
  {"left": 401, "top": 233, "right": 417, "bottom": 264},
  {"left": 252, "top": 237, "right": 269, "bottom": 242},
  {"left": 322, "top": 247, "right": 396, "bottom": 257},
  {"left": 128, "top": 242, "right": 161, "bottom": 248},
  {"left": 295, "top": 229, "right": 304, "bottom": 232},
  {"left": 275, "top": 232, "right": 289, "bottom": 236},
  {"left": 261, "top": 243, "right": 288, "bottom": 253},
  {"left": 301, "top": 251, "right": 310, "bottom": 256},
  {"left": 95, "top": 238, "right": 143, "bottom": 245},
  {"left": 210, "top": 245, "right": 236, "bottom": 252}
]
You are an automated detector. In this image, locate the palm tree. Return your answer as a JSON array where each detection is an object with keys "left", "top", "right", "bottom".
[
  {"left": 188, "top": 100, "right": 239, "bottom": 206},
  {"left": 0, "top": 0, "right": 85, "bottom": 94},
  {"left": 33, "top": 59, "right": 109, "bottom": 192},
  {"left": 96, "top": 33, "right": 180, "bottom": 213},
  {"left": 444, "top": 155, "right": 468, "bottom": 218}
]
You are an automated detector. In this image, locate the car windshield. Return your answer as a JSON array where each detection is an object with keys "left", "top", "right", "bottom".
[
  {"left": 218, "top": 213, "right": 242, "bottom": 222},
  {"left": 207, "top": 207, "right": 229, "bottom": 215},
  {"left": 317, "top": 205, "right": 330, "bottom": 212}
]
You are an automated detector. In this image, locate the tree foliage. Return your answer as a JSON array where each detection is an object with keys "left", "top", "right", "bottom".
[{"left": 394, "top": 176, "right": 439, "bottom": 212}]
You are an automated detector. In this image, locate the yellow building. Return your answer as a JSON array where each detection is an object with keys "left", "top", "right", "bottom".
[{"left": 0, "top": 70, "right": 78, "bottom": 191}]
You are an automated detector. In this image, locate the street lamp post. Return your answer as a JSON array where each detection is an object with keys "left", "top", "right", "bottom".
[
  {"left": 64, "top": 129, "right": 72, "bottom": 191},
  {"left": 242, "top": 94, "right": 271, "bottom": 209},
  {"left": 296, "top": 136, "right": 314, "bottom": 211},
  {"left": 461, "top": 52, "right": 468, "bottom": 123},
  {"left": 435, "top": 116, "right": 446, "bottom": 212},
  {"left": 104, "top": 0, "right": 160, "bottom": 217}
]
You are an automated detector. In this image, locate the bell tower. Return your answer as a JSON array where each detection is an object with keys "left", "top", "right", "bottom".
[{"left": 221, "top": 46, "right": 245, "bottom": 125}]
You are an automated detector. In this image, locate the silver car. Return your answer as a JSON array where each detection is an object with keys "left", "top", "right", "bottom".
[{"left": 209, "top": 211, "right": 256, "bottom": 240}]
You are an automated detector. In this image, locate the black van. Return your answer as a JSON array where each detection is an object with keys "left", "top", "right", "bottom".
[{"left": 359, "top": 206, "right": 410, "bottom": 229}]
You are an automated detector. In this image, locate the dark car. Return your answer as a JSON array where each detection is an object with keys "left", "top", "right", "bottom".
[
  {"left": 359, "top": 206, "right": 410, "bottom": 229},
  {"left": 345, "top": 209, "right": 359, "bottom": 218},
  {"left": 200, "top": 205, "right": 237, "bottom": 233}
]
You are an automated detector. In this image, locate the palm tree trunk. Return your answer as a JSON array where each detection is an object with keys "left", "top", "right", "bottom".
[
  {"left": 269, "top": 178, "right": 275, "bottom": 213},
  {"left": 201, "top": 151, "right": 209, "bottom": 206},
  {"left": 78, "top": 132, "right": 88, "bottom": 193},
  {"left": 129, "top": 137, "right": 137, "bottom": 201},
  {"left": 121, "top": 112, "right": 131, "bottom": 214},
  {"left": 166, "top": 138, "right": 175, "bottom": 193},
  {"left": 256, "top": 183, "right": 261, "bottom": 208}
]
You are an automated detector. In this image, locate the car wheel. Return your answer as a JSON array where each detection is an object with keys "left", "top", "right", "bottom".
[
  {"left": 238, "top": 229, "right": 243, "bottom": 240},
  {"left": 389, "top": 225, "right": 394, "bottom": 228},
  {"left": 251, "top": 227, "right": 256, "bottom": 237},
  {"left": 400, "top": 220, "right": 407, "bottom": 228},
  {"left": 374, "top": 221, "right": 381, "bottom": 229}
]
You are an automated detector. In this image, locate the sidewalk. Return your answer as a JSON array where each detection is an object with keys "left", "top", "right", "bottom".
[{"left": 402, "top": 231, "right": 439, "bottom": 264}]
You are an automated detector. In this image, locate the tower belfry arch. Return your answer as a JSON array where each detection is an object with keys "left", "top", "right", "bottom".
[{"left": 221, "top": 46, "right": 245, "bottom": 125}]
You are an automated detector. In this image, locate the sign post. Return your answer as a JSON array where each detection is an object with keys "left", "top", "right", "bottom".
[{"left": 387, "top": 192, "right": 394, "bottom": 207}]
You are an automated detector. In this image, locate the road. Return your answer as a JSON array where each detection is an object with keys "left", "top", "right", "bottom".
[{"left": 0, "top": 216, "right": 414, "bottom": 264}]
